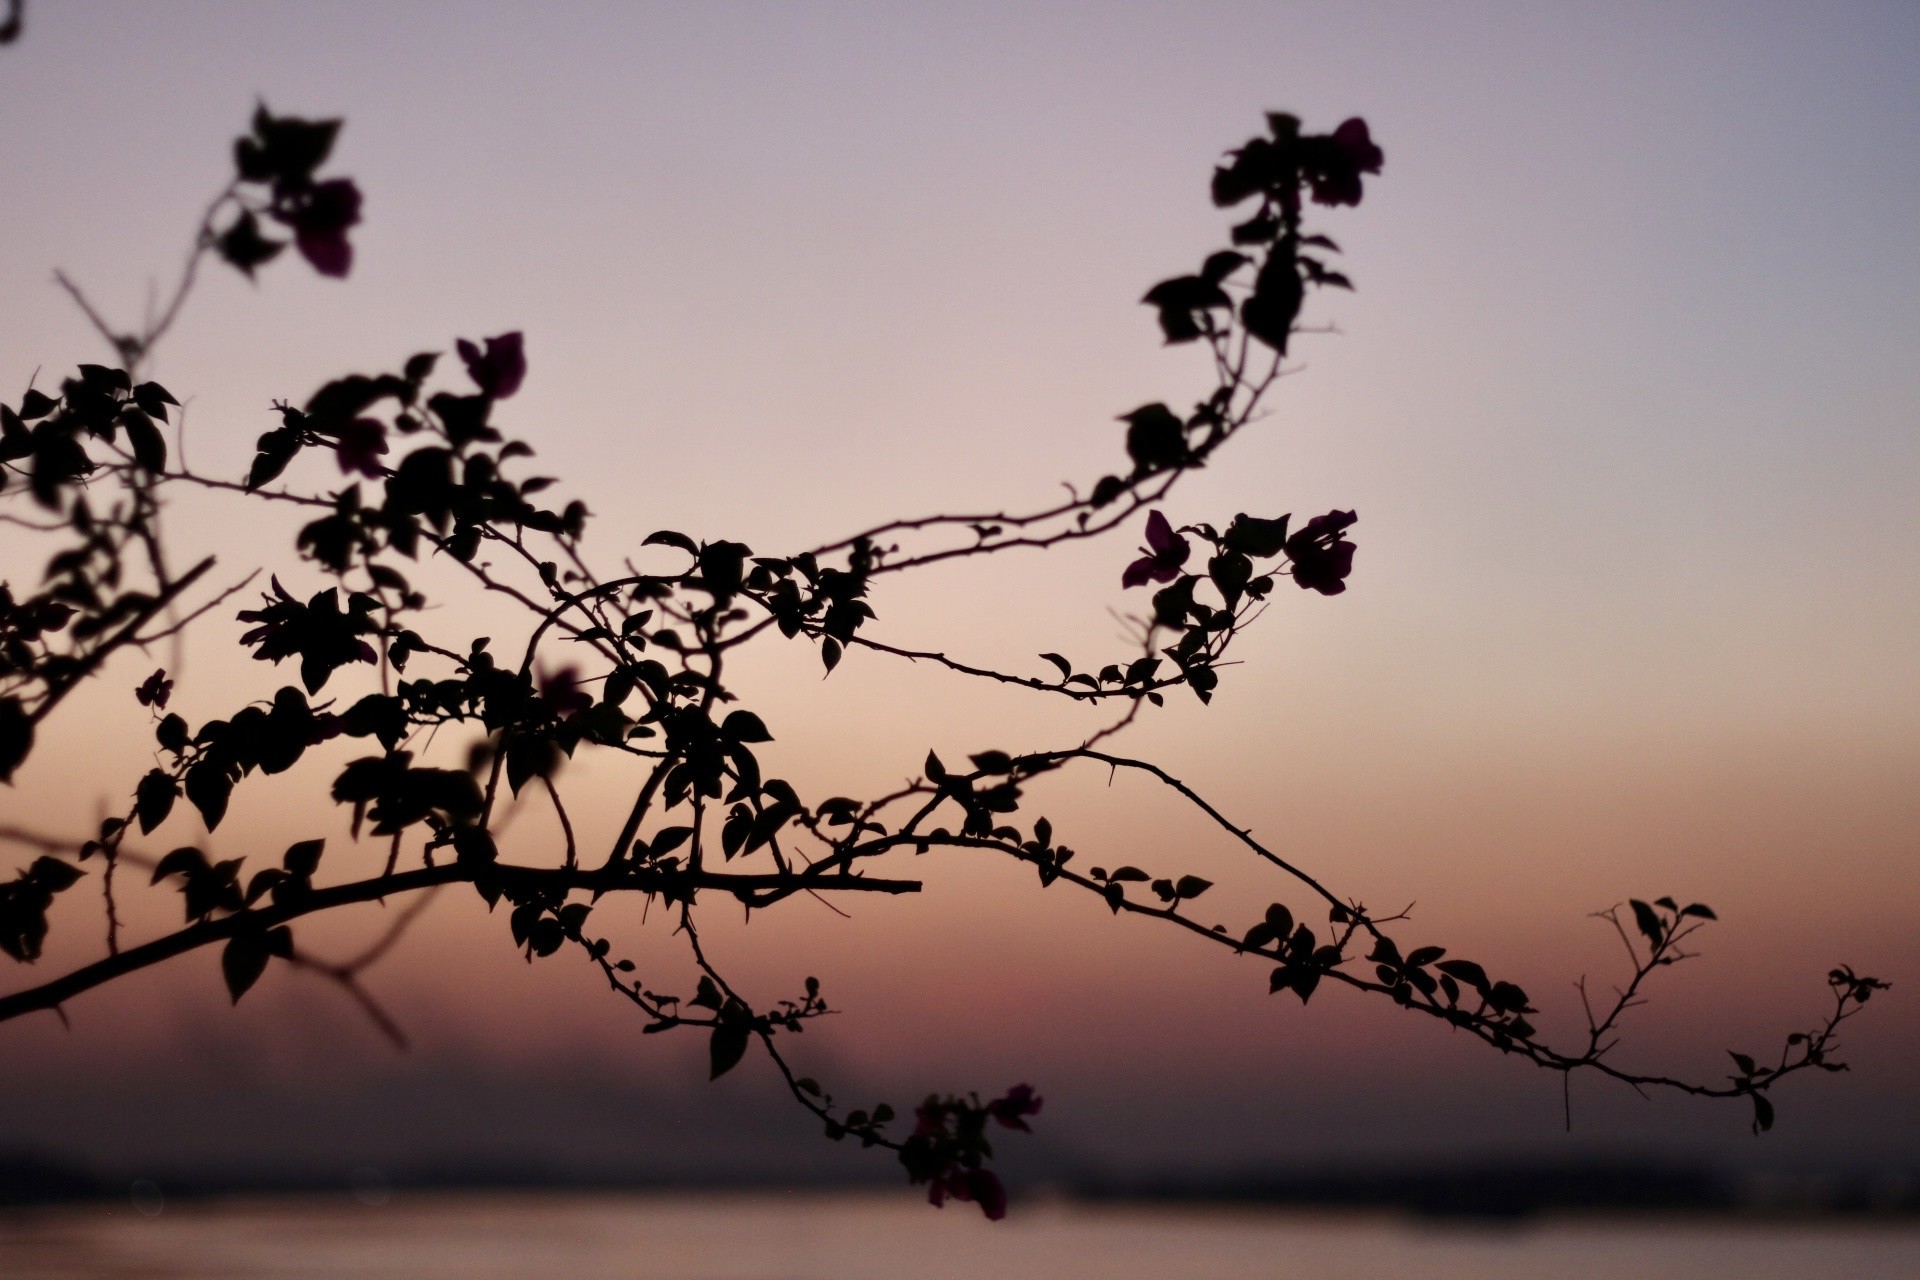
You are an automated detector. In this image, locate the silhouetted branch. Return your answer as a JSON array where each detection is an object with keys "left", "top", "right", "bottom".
[{"left": 0, "top": 101, "right": 1881, "bottom": 1219}]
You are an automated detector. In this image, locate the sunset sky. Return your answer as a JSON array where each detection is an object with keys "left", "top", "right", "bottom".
[{"left": 1, "top": 2, "right": 1915, "bottom": 1184}]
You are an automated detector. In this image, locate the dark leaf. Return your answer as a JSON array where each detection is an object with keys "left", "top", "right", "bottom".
[
  {"left": 216, "top": 211, "right": 285, "bottom": 278},
  {"left": 1208, "top": 552, "right": 1252, "bottom": 606},
  {"left": 643, "top": 529, "right": 699, "bottom": 555},
  {"left": 1223, "top": 513, "right": 1290, "bottom": 558},
  {"left": 0, "top": 697, "right": 33, "bottom": 783},
  {"left": 122, "top": 409, "right": 168, "bottom": 472},
  {"left": 1122, "top": 403, "right": 1188, "bottom": 473},
  {"left": 721, "top": 710, "right": 772, "bottom": 743},
  {"left": 282, "top": 838, "right": 325, "bottom": 879},
  {"left": 1231, "top": 211, "right": 1280, "bottom": 245},
  {"left": 709, "top": 1021, "right": 751, "bottom": 1080},
  {"left": 1629, "top": 899, "right": 1664, "bottom": 946},
  {"left": 135, "top": 769, "right": 178, "bottom": 834},
  {"left": 150, "top": 846, "right": 207, "bottom": 885},
  {"left": 1173, "top": 875, "right": 1213, "bottom": 901},
  {"left": 246, "top": 425, "right": 302, "bottom": 491},
  {"left": 18, "top": 389, "right": 58, "bottom": 421},
  {"left": 1200, "top": 250, "right": 1250, "bottom": 283},
  {"left": 222, "top": 931, "right": 271, "bottom": 1003},
  {"left": 27, "top": 857, "right": 81, "bottom": 892},
  {"left": 1241, "top": 254, "right": 1304, "bottom": 354},
  {"left": 1435, "top": 959, "right": 1489, "bottom": 991},
  {"left": 246, "top": 868, "right": 287, "bottom": 905},
  {"left": 651, "top": 826, "right": 694, "bottom": 856}
]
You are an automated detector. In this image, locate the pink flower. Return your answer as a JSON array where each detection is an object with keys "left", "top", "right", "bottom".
[
  {"left": 284, "top": 178, "right": 362, "bottom": 277},
  {"left": 938, "top": 1169, "right": 1008, "bottom": 1221},
  {"left": 1121, "top": 511, "right": 1190, "bottom": 588},
  {"left": 986, "top": 1084, "right": 1044, "bottom": 1132},
  {"left": 457, "top": 332, "right": 527, "bottom": 399}
]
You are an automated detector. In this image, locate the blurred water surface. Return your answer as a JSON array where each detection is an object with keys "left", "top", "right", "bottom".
[{"left": 1, "top": 1191, "right": 1915, "bottom": 1279}]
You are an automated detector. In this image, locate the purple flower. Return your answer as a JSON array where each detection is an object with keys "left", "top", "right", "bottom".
[
  {"left": 938, "top": 1169, "right": 1008, "bottom": 1221},
  {"left": 986, "top": 1083, "right": 1044, "bottom": 1132},
  {"left": 1284, "top": 509, "right": 1358, "bottom": 595},
  {"left": 282, "top": 178, "right": 362, "bottom": 278},
  {"left": 1121, "top": 511, "right": 1190, "bottom": 588},
  {"left": 457, "top": 332, "right": 527, "bottom": 400}
]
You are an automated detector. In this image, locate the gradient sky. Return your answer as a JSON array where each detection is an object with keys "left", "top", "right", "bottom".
[{"left": 1, "top": 1, "right": 1915, "bottom": 1181}]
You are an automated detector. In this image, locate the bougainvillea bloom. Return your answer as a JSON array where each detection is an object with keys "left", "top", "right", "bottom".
[
  {"left": 938, "top": 1169, "right": 1008, "bottom": 1221},
  {"left": 986, "top": 1084, "right": 1044, "bottom": 1132},
  {"left": 457, "top": 331, "right": 527, "bottom": 399},
  {"left": 284, "top": 178, "right": 362, "bottom": 277},
  {"left": 1121, "top": 510, "right": 1191, "bottom": 587},
  {"left": 1284, "top": 508, "right": 1358, "bottom": 594},
  {"left": 1306, "top": 118, "right": 1384, "bottom": 207}
]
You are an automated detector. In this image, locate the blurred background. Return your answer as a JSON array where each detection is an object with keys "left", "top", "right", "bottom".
[{"left": 0, "top": 0, "right": 1914, "bottom": 1236}]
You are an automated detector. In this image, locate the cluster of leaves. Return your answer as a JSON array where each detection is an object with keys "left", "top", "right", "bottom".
[
  {"left": 1139, "top": 113, "right": 1379, "bottom": 356},
  {"left": 1, "top": 365, "right": 176, "bottom": 505},
  {"left": 0, "top": 368, "right": 193, "bottom": 783},
  {"left": 1365, "top": 934, "right": 1537, "bottom": 1042},
  {"left": 134, "top": 683, "right": 341, "bottom": 835},
  {"left": 0, "top": 856, "right": 83, "bottom": 962},
  {"left": 1111, "top": 506, "right": 1357, "bottom": 703}
]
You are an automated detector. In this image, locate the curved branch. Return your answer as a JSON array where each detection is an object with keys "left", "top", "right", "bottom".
[{"left": 0, "top": 861, "right": 919, "bottom": 1024}]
